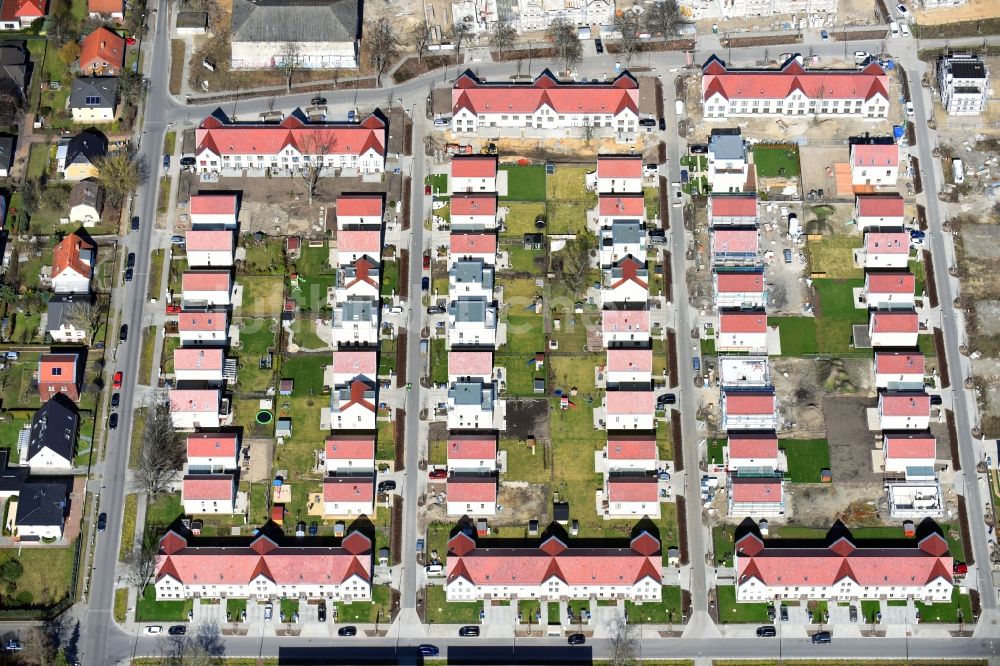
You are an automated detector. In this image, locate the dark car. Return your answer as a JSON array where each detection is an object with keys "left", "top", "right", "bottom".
[
  {"left": 756, "top": 625, "right": 776, "bottom": 637},
  {"left": 930, "top": 394, "right": 943, "bottom": 405},
  {"left": 163, "top": 155, "right": 170, "bottom": 169},
  {"left": 849, "top": 605, "right": 858, "bottom": 622},
  {"left": 378, "top": 480, "right": 397, "bottom": 493},
  {"left": 126, "top": 252, "right": 136, "bottom": 269},
  {"left": 458, "top": 625, "right": 480, "bottom": 637},
  {"left": 168, "top": 626, "right": 186, "bottom": 636},
  {"left": 427, "top": 305, "right": 446, "bottom": 315},
  {"left": 311, "top": 96, "right": 327, "bottom": 106},
  {"left": 811, "top": 631, "right": 832, "bottom": 644},
  {"left": 429, "top": 468, "right": 447, "bottom": 479},
  {"left": 567, "top": 633, "right": 585, "bottom": 645},
  {"left": 318, "top": 602, "right": 327, "bottom": 622},
  {"left": 338, "top": 625, "right": 357, "bottom": 636},
  {"left": 180, "top": 156, "right": 196, "bottom": 167},
  {"left": 308, "top": 521, "right": 318, "bottom": 536},
  {"left": 124, "top": 268, "right": 133, "bottom": 282},
  {"left": 639, "top": 118, "right": 657, "bottom": 127},
  {"left": 111, "top": 392, "right": 120, "bottom": 408},
  {"left": 658, "top": 117, "right": 666, "bottom": 131},
  {"left": 418, "top": 645, "right": 439, "bottom": 657},
  {"left": 119, "top": 324, "right": 128, "bottom": 342},
  {"left": 97, "top": 512, "right": 107, "bottom": 530},
  {"left": 421, "top": 276, "right": 430, "bottom": 291},
  {"left": 108, "top": 413, "right": 119, "bottom": 429},
  {"left": 594, "top": 38, "right": 603, "bottom": 54},
  {"left": 658, "top": 393, "right": 676, "bottom": 405},
  {"left": 780, "top": 605, "right": 788, "bottom": 622},
  {"left": 131, "top": 216, "right": 140, "bottom": 231}
]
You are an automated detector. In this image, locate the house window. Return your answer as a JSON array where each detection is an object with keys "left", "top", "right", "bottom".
[{"left": 51, "top": 367, "right": 62, "bottom": 376}]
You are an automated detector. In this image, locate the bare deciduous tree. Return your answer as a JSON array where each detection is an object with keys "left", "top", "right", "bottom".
[
  {"left": 489, "top": 19, "right": 517, "bottom": 59},
  {"left": 411, "top": 20, "right": 432, "bottom": 62},
  {"left": 365, "top": 17, "right": 399, "bottom": 86},
  {"left": 122, "top": 535, "right": 160, "bottom": 598},
  {"left": 95, "top": 145, "right": 143, "bottom": 207},
  {"left": 643, "top": 0, "right": 682, "bottom": 41},
  {"left": 65, "top": 297, "right": 108, "bottom": 345},
  {"left": 580, "top": 116, "right": 598, "bottom": 147},
  {"left": 614, "top": 9, "right": 642, "bottom": 64},
  {"left": 296, "top": 131, "right": 338, "bottom": 205},
  {"left": 451, "top": 21, "right": 473, "bottom": 57},
  {"left": 607, "top": 613, "right": 639, "bottom": 666},
  {"left": 133, "top": 397, "right": 184, "bottom": 499},
  {"left": 278, "top": 41, "right": 302, "bottom": 93},
  {"left": 162, "top": 621, "right": 225, "bottom": 665},
  {"left": 557, "top": 231, "right": 595, "bottom": 295},
  {"left": 546, "top": 19, "right": 581, "bottom": 72}
]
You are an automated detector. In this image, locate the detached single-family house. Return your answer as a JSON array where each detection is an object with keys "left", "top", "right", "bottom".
[
  {"left": 51, "top": 232, "right": 95, "bottom": 294},
  {"left": 329, "top": 380, "right": 377, "bottom": 431},
  {"left": 447, "top": 381, "right": 501, "bottom": 430},
  {"left": 711, "top": 228, "right": 760, "bottom": 267},
  {"left": 869, "top": 310, "right": 919, "bottom": 348},
  {"left": 728, "top": 477, "right": 785, "bottom": 517},
  {"left": 862, "top": 231, "right": 910, "bottom": 269},
  {"left": 726, "top": 433, "right": 780, "bottom": 473},
  {"left": 324, "top": 435, "right": 375, "bottom": 474},
  {"left": 856, "top": 194, "right": 905, "bottom": 231},
  {"left": 707, "top": 128, "right": 749, "bottom": 193},
  {"left": 177, "top": 310, "right": 229, "bottom": 346},
  {"left": 717, "top": 310, "right": 768, "bottom": 354},
  {"left": 182, "top": 271, "right": 233, "bottom": 307},
  {"left": 46, "top": 294, "right": 91, "bottom": 343},
  {"left": 449, "top": 259, "right": 495, "bottom": 299},
  {"left": 879, "top": 391, "right": 931, "bottom": 431},
  {"left": 450, "top": 233, "right": 497, "bottom": 265},
  {"left": 185, "top": 230, "right": 235, "bottom": 267},
  {"left": 874, "top": 351, "right": 925, "bottom": 390},
  {"left": 604, "top": 435, "right": 657, "bottom": 471},
  {"left": 68, "top": 180, "right": 103, "bottom": 226},
  {"left": 446, "top": 476, "right": 497, "bottom": 516},
  {"left": 883, "top": 434, "right": 937, "bottom": 475},
  {"left": 15, "top": 483, "right": 67, "bottom": 540},
  {"left": 189, "top": 194, "right": 238, "bottom": 229},
  {"left": 449, "top": 156, "right": 497, "bottom": 193},
  {"left": 79, "top": 27, "right": 125, "bottom": 75},
  {"left": 329, "top": 349, "right": 377, "bottom": 386},
  {"left": 0, "top": 0, "right": 45, "bottom": 30},
  {"left": 335, "top": 257, "right": 380, "bottom": 300},
  {"left": 599, "top": 220, "right": 646, "bottom": 267},
  {"left": 597, "top": 194, "right": 645, "bottom": 226},
  {"left": 602, "top": 257, "right": 648, "bottom": 306},
  {"left": 851, "top": 140, "right": 899, "bottom": 186},
  {"left": 60, "top": 131, "right": 106, "bottom": 182},
  {"left": 604, "top": 390, "right": 655, "bottom": 430},
  {"left": 169, "top": 389, "right": 222, "bottom": 429},
  {"left": 186, "top": 433, "right": 240, "bottom": 472},
  {"left": 707, "top": 194, "right": 757, "bottom": 227},
  {"left": 25, "top": 395, "right": 78, "bottom": 471},
  {"left": 714, "top": 271, "right": 766, "bottom": 309},
  {"left": 448, "top": 350, "right": 493, "bottom": 384},
  {"left": 602, "top": 309, "right": 650, "bottom": 346},
  {"left": 229, "top": 0, "right": 360, "bottom": 70},
  {"left": 450, "top": 193, "right": 498, "bottom": 231},
  {"left": 721, "top": 390, "right": 778, "bottom": 432},
  {"left": 69, "top": 77, "right": 118, "bottom": 124},
  {"left": 323, "top": 476, "right": 375, "bottom": 517},
  {"left": 174, "top": 348, "right": 226, "bottom": 384},
  {"left": 605, "top": 348, "right": 652, "bottom": 386},
  {"left": 182, "top": 474, "right": 237, "bottom": 514},
  {"left": 38, "top": 353, "right": 83, "bottom": 402},
  {"left": 336, "top": 193, "right": 383, "bottom": 228},
  {"left": 865, "top": 271, "right": 916, "bottom": 309},
  {"left": 336, "top": 230, "right": 381, "bottom": 265},
  {"left": 448, "top": 299, "right": 497, "bottom": 348},
  {"left": 605, "top": 476, "right": 660, "bottom": 518},
  {"left": 331, "top": 299, "right": 378, "bottom": 346},
  {"left": 447, "top": 434, "right": 498, "bottom": 473},
  {"left": 596, "top": 155, "right": 643, "bottom": 194},
  {"left": 87, "top": 0, "right": 123, "bottom": 19}
]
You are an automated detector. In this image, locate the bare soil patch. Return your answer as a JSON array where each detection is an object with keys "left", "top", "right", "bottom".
[
  {"left": 787, "top": 484, "right": 883, "bottom": 527},
  {"left": 823, "top": 396, "right": 877, "bottom": 484},
  {"left": 505, "top": 399, "right": 550, "bottom": 442}
]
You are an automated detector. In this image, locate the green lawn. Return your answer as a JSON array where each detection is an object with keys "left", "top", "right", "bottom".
[
  {"left": 700, "top": 338, "right": 716, "bottom": 357},
  {"left": 502, "top": 202, "right": 547, "bottom": 235},
  {"left": 279, "top": 598, "right": 299, "bottom": 622},
  {"left": 238, "top": 276, "right": 284, "bottom": 316},
  {"left": 280, "top": 354, "right": 327, "bottom": 394},
  {"left": 424, "top": 585, "right": 482, "bottom": 624},
  {"left": 769, "top": 317, "right": 818, "bottom": 356},
  {"left": 809, "top": 600, "right": 828, "bottom": 623},
  {"left": 717, "top": 586, "right": 771, "bottom": 624},
  {"left": 546, "top": 200, "right": 592, "bottom": 235},
  {"left": 518, "top": 599, "right": 542, "bottom": 624},
  {"left": 136, "top": 585, "right": 192, "bottom": 622},
  {"left": 381, "top": 260, "right": 400, "bottom": 298},
  {"left": 813, "top": 279, "right": 867, "bottom": 354},
  {"left": 235, "top": 318, "right": 277, "bottom": 392},
  {"left": 753, "top": 145, "right": 800, "bottom": 178},
  {"left": 227, "top": 598, "right": 247, "bottom": 619},
  {"left": 147, "top": 249, "right": 165, "bottom": 301},
  {"left": 114, "top": 588, "right": 128, "bottom": 624},
  {"left": 119, "top": 494, "right": 139, "bottom": 560},
  {"left": 336, "top": 585, "right": 392, "bottom": 623},
  {"left": 861, "top": 599, "right": 882, "bottom": 624},
  {"left": 378, "top": 338, "right": 397, "bottom": 377},
  {"left": 500, "top": 437, "right": 551, "bottom": 484},
  {"left": 807, "top": 237, "right": 864, "bottom": 279},
  {"left": 507, "top": 246, "right": 544, "bottom": 274},
  {"left": 0, "top": 545, "right": 76, "bottom": 608},
  {"left": 426, "top": 173, "right": 448, "bottom": 195},
  {"left": 708, "top": 438, "right": 726, "bottom": 465},
  {"left": 376, "top": 419, "right": 395, "bottom": 461},
  {"left": 26, "top": 142, "right": 51, "bottom": 179},
  {"left": 500, "top": 164, "right": 546, "bottom": 202},
  {"left": 430, "top": 338, "right": 447, "bottom": 386},
  {"left": 145, "top": 492, "right": 183, "bottom": 533},
  {"left": 910, "top": 258, "right": 926, "bottom": 297},
  {"left": 290, "top": 318, "right": 328, "bottom": 350},
  {"left": 713, "top": 525, "right": 736, "bottom": 567},
  {"left": 915, "top": 589, "right": 973, "bottom": 623},
  {"left": 625, "top": 586, "right": 682, "bottom": 624},
  {"left": 780, "top": 439, "right": 831, "bottom": 483},
  {"left": 240, "top": 237, "right": 285, "bottom": 274}
]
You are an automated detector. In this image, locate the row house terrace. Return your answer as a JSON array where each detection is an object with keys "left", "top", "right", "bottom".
[
  {"left": 861, "top": 231, "right": 910, "bottom": 270},
  {"left": 446, "top": 476, "right": 498, "bottom": 516},
  {"left": 593, "top": 155, "right": 644, "bottom": 194},
  {"left": 186, "top": 433, "right": 240, "bottom": 473},
  {"left": 717, "top": 310, "right": 768, "bottom": 354},
  {"left": 323, "top": 476, "right": 375, "bottom": 517},
  {"left": 722, "top": 390, "right": 778, "bottom": 432},
  {"left": 185, "top": 230, "right": 235, "bottom": 268},
  {"left": 711, "top": 228, "right": 761, "bottom": 268},
  {"left": 450, "top": 194, "right": 498, "bottom": 231},
  {"left": 856, "top": 194, "right": 905, "bottom": 232},
  {"left": 178, "top": 311, "right": 229, "bottom": 346},
  {"left": 869, "top": 310, "right": 919, "bottom": 348},
  {"left": 326, "top": 349, "right": 378, "bottom": 388},
  {"left": 874, "top": 351, "right": 925, "bottom": 390},
  {"left": 602, "top": 257, "right": 648, "bottom": 307},
  {"left": 324, "top": 435, "right": 375, "bottom": 475}
]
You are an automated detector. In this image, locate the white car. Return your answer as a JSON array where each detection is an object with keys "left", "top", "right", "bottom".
[
  {"left": 906, "top": 102, "right": 914, "bottom": 117},
  {"left": 890, "top": 21, "right": 899, "bottom": 37},
  {"left": 900, "top": 22, "right": 911, "bottom": 37},
  {"left": 144, "top": 626, "right": 163, "bottom": 635},
  {"left": 264, "top": 603, "right": 274, "bottom": 621}
]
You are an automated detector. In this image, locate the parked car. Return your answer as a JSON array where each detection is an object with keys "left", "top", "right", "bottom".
[
  {"left": 97, "top": 512, "right": 107, "bottom": 530},
  {"left": 113, "top": 371, "right": 123, "bottom": 389},
  {"left": 896, "top": 2, "right": 908, "bottom": 14},
  {"left": 418, "top": 645, "right": 439, "bottom": 657},
  {"left": 658, "top": 117, "right": 666, "bottom": 131},
  {"left": 166, "top": 304, "right": 181, "bottom": 314},
  {"left": 639, "top": 118, "right": 657, "bottom": 127},
  {"left": 900, "top": 22, "right": 910, "bottom": 36},
  {"left": 311, "top": 96, "right": 327, "bottom": 106},
  {"left": 308, "top": 521, "right": 318, "bottom": 536},
  {"left": 421, "top": 276, "right": 430, "bottom": 291},
  {"left": 906, "top": 101, "right": 914, "bottom": 117},
  {"left": 783, "top": 248, "right": 793, "bottom": 264},
  {"left": 657, "top": 393, "right": 676, "bottom": 405},
  {"left": 4, "top": 639, "right": 20, "bottom": 652},
  {"left": 849, "top": 605, "right": 858, "bottom": 622},
  {"left": 111, "top": 392, "right": 120, "bottom": 408},
  {"left": 126, "top": 252, "right": 136, "bottom": 269},
  {"left": 594, "top": 38, "right": 603, "bottom": 54},
  {"left": 162, "top": 155, "right": 170, "bottom": 169},
  {"left": 423, "top": 252, "right": 431, "bottom": 270},
  {"left": 179, "top": 156, "right": 196, "bottom": 167},
  {"left": 264, "top": 604, "right": 273, "bottom": 621},
  {"left": 378, "top": 480, "right": 397, "bottom": 493},
  {"left": 317, "top": 602, "right": 327, "bottom": 622},
  {"left": 930, "top": 394, "right": 943, "bottom": 405},
  {"left": 144, "top": 626, "right": 163, "bottom": 635},
  {"left": 168, "top": 626, "right": 187, "bottom": 636},
  {"left": 171, "top": 235, "right": 185, "bottom": 245},
  {"left": 568, "top": 633, "right": 586, "bottom": 645},
  {"left": 820, "top": 29, "right": 828, "bottom": 41},
  {"left": 780, "top": 605, "right": 789, "bottom": 622},
  {"left": 119, "top": 324, "right": 129, "bottom": 341},
  {"left": 108, "top": 413, "right": 119, "bottom": 429},
  {"left": 811, "top": 631, "right": 832, "bottom": 644},
  {"left": 429, "top": 469, "right": 447, "bottom": 479},
  {"left": 427, "top": 305, "right": 446, "bottom": 315},
  {"left": 131, "top": 216, "right": 140, "bottom": 231},
  {"left": 433, "top": 118, "right": 450, "bottom": 127},
  {"left": 338, "top": 625, "right": 356, "bottom": 636},
  {"left": 124, "top": 267, "right": 133, "bottom": 282},
  {"left": 459, "top": 626, "right": 480, "bottom": 637},
  {"left": 756, "top": 625, "right": 776, "bottom": 637}
]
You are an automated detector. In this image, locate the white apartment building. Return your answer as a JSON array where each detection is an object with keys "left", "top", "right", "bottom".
[
  {"left": 708, "top": 194, "right": 758, "bottom": 226},
  {"left": 595, "top": 156, "right": 644, "bottom": 194},
  {"left": 174, "top": 348, "right": 226, "bottom": 384},
  {"left": 323, "top": 477, "right": 375, "bottom": 517},
  {"left": 446, "top": 477, "right": 498, "bottom": 516},
  {"left": 447, "top": 381, "right": 503, "bottom": 431},
  {"left": 450, "top": 233, "right": 497, "bottom": 265},
  {"left": 603, "top": 436, "right": 658, "bottom": 472},
  {"left": 937, "top": 54, "right": 989, "bottom": 116},
  {"left": 450, "top": 194, "right": 498, "bottom": 231},
  {"left": 879, "top": 391, "right": 932, "bottom": 431},
  {"left": 604, "top": 391, "right": 655, "bottom": 430},
  {"left": 605, "top": 348, "right": 653, "bottom": 386},
  {"left": 728, "top": 477, "right": 785, "bottom": 518},
  {"left": 856, "top": 194, "right": 905, "bottom": 232},
  {"left": 862, "top": 231, "right": 911, "bottom": 269},
  {"left": 325, "top": 435, "right": 375, "bottom": 474},
  {"left": 717, "top": 310, "right": 768, "bottom": 354},
  {"left": 328, "top": 381, "right": 377, "bottom": 431},
  {"left": 185, "top": 230, "right": 235, "bottom": 267},
  {"left": 599, "top": 220, "right": 646, "bottom": 267},
  {"left": 869, "top": 310, "right": 920, "bottom": 348},
  {"left": 331, "top": 300, "right": 379, "bottom": 347},
  {"left": 182, "top": 271, "right": 233, "bottom": 308},
  {"left": 447, "top": 435, "right": 499, "bottom": 473},
  {"left": 186, "top": 433, "right": 240, "bottom": 472},
  {"left": 449, "top": 157, "right": 497, "bottom": 193},
  {"left": 178, "top": 311, "right": 229, "bottom": 346},
  {"left": 189, "top": 194, "right": 238, "bottom": 229}
]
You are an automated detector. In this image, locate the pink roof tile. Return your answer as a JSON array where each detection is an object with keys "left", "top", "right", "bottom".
[
  {"left": 881, "top": 392, "right": 931, "bottom": 417},
  {"left": 451, "top": 194, "right": 497, "bottom": 216},
  {"left": 871, "top": 311, "right": 918, "bottom": 333},
  {"left": 728, "top": 435, "right": 779, "bottom": 460},
  {"left": 447, "top": 477, "right": 497, "bottom": 502},
  {"left": 606, "top": 348, "right": 652, "bottom": 372},
  {"left": 607, "top": 436, "right": 657, "bottom": 460},
  {"left": 597, "top": 156, "right": 643, "bottom": 179},
  {"left": 867, "top": 271, "right": 915, "bottom": 294},
  {"left": 323, "top": 477, "right": 374, "bottom": 502},
  {"left": 716, "top": 271, "right": 765, "bottom": 293},
  {"left": 196, "top": 115, "right": 385, "bottom": 160},
  {"left": 602, "top": 309, "right": 650, "bottom": 333},
  {"left": 325, "top": 436, "right": 375, "bottom": 459},
  {"left": 450, "top": 156, "right": 497, "bottom": 179},
  {"left": 865, "top": 232, "right": 909, "bottom": 255},
  {"left": 719, "top": 310, "right": 767, "bottom": 334},
  {"left": 448, "top": 435, "right": 498, "bottom": 460},
  {"left": 190, "top": 194, "right": 237, "bottom": 216},
  {"left": 606, "top": 391, "right": 655, "bottom": 415},
  {"left": 169, "top": 389, "right": 220, "bottom": 413},
  {"left": 730, "top": 478, "right": 783, "bottom": 503},
  {"left": 453, "top": 70, "right": 638, "bottom": 118},
  {"left": 178, "top": 311, "right": 228, "bottom": 332},
  {"left": 884, "top": 435, "right": 936, "bottom": 460},
  {"left": 187, "top": 434, "right": 238, "bottom": 459},
  {"left": 332, "top": 350, "right": 377, "bottom": 376},
  {"left": 853, "top": 143, "right": 899, "bottom": 167},
  {"left": 599, "top": 194, "right": 645, "bottom": 217},
  {"left": 337, "top": 230, "right": 381, "bottom": 254},
  {"left": 174, "top": 348, "right": 224, "bottom": 371},
  {"left": 724, "top": 391, "right": 775, "bottom": 415},
  {"left": 337, "top": 194, "right": 383, "bottom": 218},
  {"left": 709, "top": 195, "right": 758, "bottom": 218},
  {"left": 713, "top": 229, "right": 759, "bottom": 253},
  {"left": 875, "top": 352, "right": 925, "bottom": 376},
  {"left": 703, "top": 58, "right": 889, "bottom": 102},
  {"left": 183, "top": 474, "right": 233, "bottom": 501},
  {"left": 857, "top": 194, "right": 904, "bottom": 218},
  {"left": 185, "top": 230, "right": 234, "bottom": 252},
  {"left": 182, "top": 271, "right": 231, "bottom": 292},
  {"left": 607, "top": 477, "right": 658, "bottom": 502},
  {"left": 450, "top": 233, "right": 498, "bottom": 255},
  {"left": 449, "top": 350, "right": 493, "bottom": 376}
]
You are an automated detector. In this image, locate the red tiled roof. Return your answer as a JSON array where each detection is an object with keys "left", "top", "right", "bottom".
[
  {"left": 338, "top": 380, "right": 376, "bottom": 413},
  {"left": 607, "top": 436, "right": 657, "bottom": 460},
  {"left": 885, "top": 434, "right": 936, "bottom": 460},
  {"left": 713, "top": 229, "right": 759, "bottom": 253},
  {"left": 602, "top": 309, "right": 650, "bottom": 333},
  {"left": 337, "top": 230, "right": 381, "bottom": 254},
  {"left": 196, "top": 115, "right": 385, "bottom": 160},
  {"left": 80, "top": 27, "right": 125, "bottom": 71},
  {"left": 187, "top": 433, "right": 238, "bottom": 459},
  {"left": 182, "top": 474, "right": 233, "bottom": 501},
  {"left": 703, "top": 57, "right": 889, "bottom": 103},
  {"left": 325, "top": 435, "right": 375, "bottom": 460},
  {"left": 0, "top": 0, "right": 45, "bottom": 21},
  {"left": 38, "top": 353, "right": 78, "bottom": 382},
  {"left": 332, "top": 350, "right": 377, "bottom": 376},
  {"left": 342, "top": 257, "right": 378, "bottom": 289},
  {"left": 852, "top": 143, "right": 899, "bottom": 167},
  {"left": 169, "top": 389, "right": 220, "bottom": 413},
  {"left": 453, "top": 70, "right": 638, "bottom": 118},
  {"left": 450, "top": 233, "right": 498, "bottom": 255},
  {"left": 857, "top": 194, "right": 904, "bottom": 218},
  {"left": 597, "top": 156, "right": 643, "bottom": 179},
  {"left": 865, "top": 232, "right": 909, "bottom": 255},
  {"left": 448, "top": 435, "right": 498, "bottom": 460},
  {"left": 174, "top": 348, "right": 224, "bottom": 371},
  {"left": 880, "top": 392, "right": 930, "bottom": 417},
  {"left": 323, "top": 477, "right": 374, "bottom": 502},
  {"left": 728, "top": 434, "right": 779, "bottom": 460},
  {"left": 724, "top": 391, "right": 775, "bottom": 415},
  {"left": 190, "top": 194, "right": 237, "bottom": 216},
  {"left": 446, "top": 531, "right": 661, "bottom": 588},
  {"left": 606, "top": 348, "right": 652, "bottom": 372},
  {"left": 607, "top": 477, "right": 658, "bottom": 502},
  {"left": 606, "top": 391, "right": 655, "bottom": 415},
  {"left": 447, "top": 477, "right": 497, "bottom": 502},
  {"left": 182, "top": 271, "right": 231, "bottom": 293},
  {"left": 88, "top": 0, "right": 122, "bottom": 14},
  {"left": 875, "top": 352, "right": 925, "bottom": 376},
  {"left": 716, "top": 271, "right": 765, "bottom": 293},
  {"left": 609, "top": 257, "right": 648, "bottom": 291},
  {"left": 709, "top": 195, "right": 758, "bottom": 218},
  {"left": 51, "top": 232, "right": 94, "bottom": 280},
  {"left": 598, "top": 194, "right": 645, "bottom": 217},
  {"left": 719, "top": 310, "right": 767, "bottom": 334},
  {"left": 450, "top": 156, "right": 497, "bottom": 179},
  {"left": 735, "top": 531, "right": 952, "bottom": 589},
  {"left": 185, "top": 230, "right": 233, "bottom": 252},
  {"left": 336, "top": 194, "right": 383, "bottom": 218},
  {"left": 871, "top": 311, "right": 918, "bottom": 333},
  {"left": 178, "top": 311, "right": 227, "bottom": 332},
  {"left": 730, "top": 478, "right": 783, "bottom": 503},
  {"left": 451, "top": 193, "right": 497, "bottom": 216},
  {"left": 449, "top": 350, "right": 493, "bottom": 377},
  {"left": 867, "top": 272, "right": 915, "bottom": 294}
]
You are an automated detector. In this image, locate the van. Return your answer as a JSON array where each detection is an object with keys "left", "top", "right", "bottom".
[
  {"left": 425, "top": 564, "right": 443, "bottom": 576},
  {"left": 890, "top": 21, "right": 899, "bottom": 37},
  {"left": 953, "top": 158, "right": 965, "bottom": 184}
]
